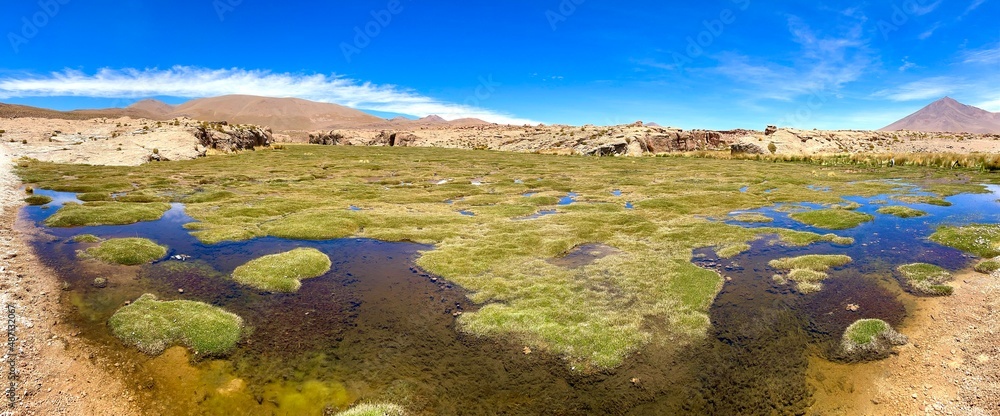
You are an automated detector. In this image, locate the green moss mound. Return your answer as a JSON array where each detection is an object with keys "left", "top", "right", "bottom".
[
  {"left": 975, "top": 258, "right": 1000, "bottom": 274},
  {"left": 790, "top": 209, "right": 874, "bottom": 230},
  {"left": 876, "top": 206, "right": 927, "bottom": 218},
  {"left": 83, "top": 238, "right": 167, "bottom": 265},
  {"left": 930, "top": 224, "right": 1000, "bottom": 258},
  {"left": 893, "top": 195, "right": 951, "bottom": 207},
  {"left": 76, "top": 192, "right": 112, "bottom": 202},
  {"left": 108, "top": 294, "right": 244, "bottom": 356},
  {"left": 232, "top": 248, "right": 332, "bottom": 292},
  {"left": 45, "top": 202, "right": 171, "bottom": 227},
  {"left": 24, "top": 195, "right": 53, "bottom": 205},
  {"left": 335, "top": 403, "right": 407, "bottom": 416},
  {"left": 840, "top": 319, "right": 907, "bottom": 361},
  {"left": 72, "top": 234, "right": 102, "bottom": 243},
  {"left": 897, "top": 263, "right": 953, "bottom": 296}
]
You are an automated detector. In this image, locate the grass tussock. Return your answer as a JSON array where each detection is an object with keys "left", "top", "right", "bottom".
[
  {"left": 72, "top": 234, "right": 102, "bottom": 243},
  {"left": 232, "top": 247, "right": 332, "bottom": 292},
  {"left": 897, "top": 263, "right": 954, "bottom": 296},
  {"left": 975, "top": 258, "right": 1000, "bottom": 274},
  {"left": 335, "top": 403, "right": 407, "bottom": 416},
  {"left": 892, "top": 195, "right": 951, "bottom": 207},
  {"left": 23, "top": 195, "right": 52, "bottom": 205},
  {"left": 108, "top": 294, "right": 244, "bottom": 356},
  {"left": 840, "top": 319, "right": 907, "bottom": 360},
  {"left": 45, "top": 202, "right": 171, "bottom": 227},
  {"left": 769, "top": 254, "right": 852, "bottom": 293},
  {"left": 790, "top": 209, "right": 874, "bottom": 230},
  {"left": 730, "top": 213, "right": 773, "bottom": 223},
  {"left": 82, "top": 238, "right": 167, "bottom": 265},
  {"left": 930, "top": 224, "right": 1000, "bottom": 258},
  {"left": 877, "top": 206, "right": 927, "bottom": 218}
]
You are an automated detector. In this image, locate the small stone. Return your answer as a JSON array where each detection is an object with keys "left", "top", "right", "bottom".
[
  {"left": 178, "top": 288, "right": 184, "bottom": 293},
  {"left": 91, "top": 278, "right": 107, "bottom": 289}
]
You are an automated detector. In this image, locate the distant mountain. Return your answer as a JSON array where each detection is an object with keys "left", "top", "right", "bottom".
[
  {"left": 0, "top": 102, "right": 157, "bottom": 120},
  {"left": 166, "top": 95, "right": 386, "bottom": 131},
  {"left": 881, "top": 97, "right": 1000, "bottom": 134},
  {"left": 128, "top": 99, "right": 174, "bottom": 116}
]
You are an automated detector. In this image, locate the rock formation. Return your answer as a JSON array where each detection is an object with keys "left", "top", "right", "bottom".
[{"left": 195, "top": 123, "right": 272, "bottom": 152}]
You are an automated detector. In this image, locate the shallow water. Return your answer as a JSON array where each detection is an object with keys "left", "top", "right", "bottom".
[{"left": 23, "top": 184, "right": 1000, "bottom": 415}]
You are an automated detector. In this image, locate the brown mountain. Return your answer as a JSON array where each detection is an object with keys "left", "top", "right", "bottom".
[
  {"left": 166, "top": 95, "right": 386, "bottom": 131},
  {"left": 0, "top": 102, "right": 158, "bottom": 120},
  {"left": 881, "top": 97, "right": 1000, "bottom": 134},
  {"left": 128, "top": 99, "right": 174, "bottom": 116}
]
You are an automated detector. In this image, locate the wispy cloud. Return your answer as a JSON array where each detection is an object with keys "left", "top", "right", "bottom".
[
  {"left": 912, "top": 0, "right": 944, "bottom": 16},
  {"left": 962, "top": 42, "right": 1000, "bottom": 64},
  {"left": 872, "top": 77, "right": 964, "bottom": 101},
  {"left": 711, "top": 15, "right": 873, "bottom": 101},
  {"left": 0, "top": 67, "right": 539, "bottom": 124},
  {"left": 963, "top": 0, "right": 988, "bottom": 16},
  {"left": 918, "top": 22, "right": 942, "bottom": 40}
]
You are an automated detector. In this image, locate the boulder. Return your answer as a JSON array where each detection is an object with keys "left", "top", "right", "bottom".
[
  {"left": 194, "top": 123, "right": 272, "bottom": 152},
  {"left": 730, "top": 142, "right": 766, "bottom": 155}
]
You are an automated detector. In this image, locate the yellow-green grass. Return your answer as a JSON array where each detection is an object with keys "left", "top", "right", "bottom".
[
  {"left": 716, "top": 243, "right": 751, "bottom": 258},
  {"left": 892, "top": 195, "right": 951, "bottom": 207},
  {"left": 77, "top": 192, "right": 112, "bottom": 202},
  {"left": 769, "top": 255, "right": 852, "bottom": 293},
  {"left": 876, "top": 206, "right": 927, "bottom": 218},
  {"left": 975, "top": 258, "right": 1000, "bottom": 274},
  {"left": 897, "top": 263, "right": 954, "bottom": 296},
  {"left": 82, "top": 238, "right": 167, "bottom": 265},
  {"left": 730, "top": 213, "right": 773, "bottom": 223},
  {"left": 790, "top": 209, "right": 874, "bottom": 230},
  {"left": 14, "top": 145, "right": 995, "bottom": 369},
  {"left": 108, "top": 294, "right": 244, "bottom": 356},
  {"left": 72, "top": 234, "right": 102, "bottom": 243},
  {"left": 769, "top": 254, "right": 853, "bottom": 271},
  {"left": 930, "top": 224, "right": 1000, "bottom": 258},
  {"left": 232, "top": 248, "right": 332, "bottom": 292},
  {"left": 23, "top": 195, "right": 52, "bottom": 205},
  {"left": 841, "top": 319, "right": 907, "bottom": 357},
  {"left": 45, "top": 202, "right": 171, "bottom": 227},
  {"left": 335, "top": 403, "right": 407, "bottom": 416}
]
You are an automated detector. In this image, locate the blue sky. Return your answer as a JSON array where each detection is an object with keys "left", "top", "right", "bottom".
[{"left": 1, "top": 0, "right": 997, "bottom": 129}]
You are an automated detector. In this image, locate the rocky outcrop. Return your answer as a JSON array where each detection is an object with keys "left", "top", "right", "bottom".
[
  {"left": 308, "top": 131, "right": 345, "bottom": 145},
  {"left": 195, "top": 123, "right": 272, "bottom": 152},
  {"left": 730, "top": 142, "right": 766, "bottom": 155}
]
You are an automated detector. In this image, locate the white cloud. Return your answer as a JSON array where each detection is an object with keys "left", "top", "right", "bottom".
[
  {"left": 918, "top": 22, "right": 942, "bottom": 40},
  {"left": 978, "top": 98, "right": 1000, "bottom": 112},
  {"left": 963, "top": 0, "right": 988, "bottom": 15},
  {"left": 0, "top": 66, "right": 540, "bottom": 125},
  {"left": 711, "top": 16, "right": 873, "bottom": 101},
  {"left": 962, "top": 43, "right": 1000, "bottom": 64},
  {"left": 872, "top": 77, "right": 964, "bottom": 101}
]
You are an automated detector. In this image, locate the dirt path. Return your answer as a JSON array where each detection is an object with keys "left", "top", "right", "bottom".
[
  {"left": 0, "top": 143, "right": 138, "bottom": 415},
  {"left": 809, "top": 271, "right": 1000, "bottom": 416}
]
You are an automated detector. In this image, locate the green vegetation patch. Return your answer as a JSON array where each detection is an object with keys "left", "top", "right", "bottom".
[
  {"left": 108, "top": 293, "right": 244, "bottom": 356},
  {"left": 897, "top": 263, "right": 954, "bottom": 296},
  {"left": 930, "top": 224, "right": 1000, "bottom": 258},
  {"left": 232, "top": 248, "right": 332, "bottom": 292},
  {"left": 975, "top": 258, "right": 1000, "bottom": 274},
  {"left": 730, "top": 213, "right": 773, "bottom": 223},
  {"left": 23, "top": 195, "right": 52, "bottom": 205},
  {"left": 769, "top": 254, "right": 852, "bottom": 271},
  {"left": 716, "top": 243, "right": 751, "bottom": 259},
  {"left": 876, "top": 206, "right": 927, "bottom": 218},
  {"left": 82, "top": 238, "right": 167, "bottom": 265},
  {"left": 260, "top": 210, "right": 362, "bottom": 240},
  {"left": 769, "top": 255, "right": 852, "bottom": 293},
  {"left": 72, "top": 234, "right": 102, "bottom": 243},
  {"left": 790, "top": 209, "right": 874, "bottom": 230},
  {"left": 892, "top": 195, "right": 951, "bottom": 207},
  {"left": 45, "top": 202, "right": 171, "bottom": 227},
  {"left": 77, "top": 192, "right": 112, "bottom": 202},
  {"left": 840, "top": 319, "right": 907, "bottom": 360},
  {"left": 335, "top": 403, "right": 407, "bottom": 416}
]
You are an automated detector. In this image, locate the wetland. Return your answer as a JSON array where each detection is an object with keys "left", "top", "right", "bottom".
[{"left": 14, "top": 145, "right": 1000, "bottom": 415}]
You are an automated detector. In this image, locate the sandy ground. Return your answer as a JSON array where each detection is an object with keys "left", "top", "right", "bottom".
[
  {"left": 809, "top": 271, "right": 1000, "bottom": 416},
  {"left": 0, "top": 142, "right": 139, "bottom": 415}
]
